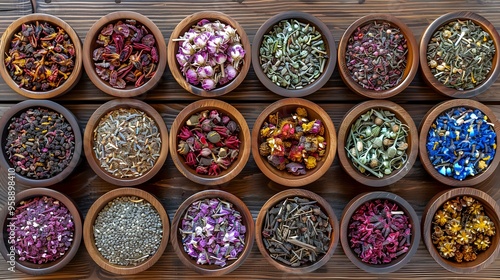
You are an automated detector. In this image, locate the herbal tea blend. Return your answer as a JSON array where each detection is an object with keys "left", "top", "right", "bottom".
[
  {"left": 346, "top": 108, "right": 409, "bottom": 178},
  {"left": 177, "top": 109, "right": 240, "bottom": 176},
  {"left": 426, "top": 107, "right": 496, "bottom": 180},
  {"left": 93, "top": 108, "right": 161, "bottom": 178},
  {"left": 5, "top": 21, "right": 76, "bottom": 91},
  {"left": 8, "top": 196, "right": 75, "bottom": 264},
  {"left": 175, "top": 19, "right": 245, "bottom": 90},
  {"left": 348, "top": 199, "right": 411, "bottom": 264},
  {"left": 432, "top": 196, "right": 496, "bottom": 262},
  {"left": 261, "top": 197, "right": 332, "bottom": 267},
  {"left": 179, "top": 198, "right": 246, "bottom": 267},
  {"left": 345, "top": 21, "right": 408, "bottom": 91},
  {"left": 427, "top": 19, "right": 495, "bottom": 90},
  {"left": 5, "top": 108, "right": 75, "bottom": 179},
  {"left": 259, "top": 107, "right": 327, "bottom": 175},
  {"left": 259, "top": 19, "right": 327, "bottom": 90},
  {"left": 93, "top": 196, "right": 162, "bottom": 266},
  {"left": 92, "top": 19, "right": 158, "bottom": 88}
]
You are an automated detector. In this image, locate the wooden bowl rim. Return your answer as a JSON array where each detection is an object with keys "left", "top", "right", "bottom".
[
  {"left": 337, "top": 100, "right": 419, "bottom": 187},
  {"left": 82, "top": 11, "right": 167, "bottom": 97},
  {"left": 418, "top": 99, "right": 500, "bottom": 186},
  {"left": 255, "top": 188, "right": 339, "bottom": 274},
  {"left": 168, "top": 99, "right": 250, "bottom": 186},
  {"left": 83, "top": 187, "right": 170, "bottom": 275},
  {"left": 170, "top": 189, "right": 255, "bottom": 275},
  {"left": 419, "top": 11, "right": 500, "bottom": 98},
  {"left": 250, "top": 98, "right": 337, "bottom": 187},
  {"left": 167, "top": 11, "right": 251, "bottom": 97},
  {"left": 340, "top": 191, "right": 421, "bottom": 274},
  {"left": 421, "top": 187, "right": 500, "bottom": 274},
  {"left": 251, "top": 11, "right": 337, "bottom": 97},
  {"left": 83, "top": 98, "right": 169, "bottom": 186},
  {"left": 0, "top": 13, "right": 83, "bottom": 99},
  {"left": 0, "top": 188, "right": 82, "bottom": 275},
  {"left": 0, "top": 100, "right": 83, "bottom": 187},
  {"left": 337, "top": 14, "right": 419, "bottom": 99}
]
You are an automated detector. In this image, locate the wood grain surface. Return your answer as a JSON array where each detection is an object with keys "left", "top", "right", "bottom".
[{"left": 1, "top": 0, "right": 500, "bottom": 279}]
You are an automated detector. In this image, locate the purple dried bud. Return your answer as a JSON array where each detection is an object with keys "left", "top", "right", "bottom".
[
  {"left": 176, "top": 53, "right": 190, "bottom": 67},
  {"left": 207, "top": 35, "right": 224, "bottom": 54},
  {"left": 197, "top": 65, "right": 214, "bottom": 79},
  {"left": 201, "top": 78, "right": 216, "bottom": 91},
  {"left": 185, "top": 67, "right": 199, "bottom": 85},
  {"left": 199, "top": 147, "right": 212, "bottom": 157},
  {"left": 193, "top": 52, "right": 207, "bottom": 65},
  {"left": 201, "top": 119, "right": 213, "bottom": 132},
  {"left": 225, "top": 65, "right": 237, "bottom": 80},
  {"left": 229, "top": 44, "right": 245, "bottom": 62},
  {"left": 194, "top": 32, "right": 210, "bottom": 49},
  {"left": 180, "top": 41, "right": 195, "bottom": 55},
  {"left": 226, "top": 120, "right": 238, "bottom": 133},
  {"left": 285, "top": 162, "right": 306, "bottom": 175},
  {"left": 214, "top": 52, "right": 227, "bottom": 64}
]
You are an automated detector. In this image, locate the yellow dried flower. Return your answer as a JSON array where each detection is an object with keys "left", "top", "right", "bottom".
[
  {"left": 268, "top": 112, "right": 279, "bottom": 125},
  {"left": 443, "top": 201, "right": 457, "bottom": 215},
  {"left": 454, "top": 250, "right": 464, "bottom": 263},
  {"left": 468, "top": 201, "right": 483, "bottom": 215},
  {"left": 301, "top": 120, "right": 316, "bottom": 133},
  {"left": 260, "top": 127, "right": 272, "bottom": 138},
  {"left": 305, "top": 156, "right": 317, "bottom": 169},
  {"left": 456, "top": 229, "right": 472, "bottom": 245},
  {"left": 283, "top": 141, "right": 292, "bottom": 148},
  {"left": 473, "top": 215, "right": 492, "bottom": 234},
  {"left": 445, "top": 218, "right": 462, "bottom": 235},
  {"left": 434, "top": 210, "right": 450, "bottom": 226},
  {"left": 259, "top": 142, "right": 271, "bottom": 157},
  {"left": 439, "top": 241, "right": 457, "bottom": 258},
  {"left": 462, "top": 196, "right": 475, "bottom": 207},
  {"left": 474, "top": 234, "right": 491, "bottom": 251},
  {"left": 296, "top": 107, "right": 307, "bottom": 117}
]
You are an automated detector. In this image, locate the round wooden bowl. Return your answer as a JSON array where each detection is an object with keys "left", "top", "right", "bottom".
[
  {"left": 337, "top": 100, "right": 418, "bottom": 187},
  {"left": 252, "top": 11, "right": 337, "bottom": 97},
  {"left": 83, "top": 98, "right": 168, "bottom": 186},
  {"left": 418, "top": 99, "right": 500, "bottom": 186},
  {"left": 251, "top": 98, "right": 336, "bottom": 187},
  {"left": 169, "top": 99, "right": 250, "bottom": 186},
  {"left": 419, "top": 12, "right": 500, "bottom": 98},
  {"left": 0, "top": 100, "right": 83, "bottom": 187},
  {"left": 0, "top": 13, "right": 83, "bottom": 99},
  {"left": 340, "top": 191, "right": 420, "bottom": 274},
  {"left": 83, "top": 11, "right": 167, "bottom": 97},
  {"left": 0, "top": 188, "right": 82, "bottom": 275},
  {"left": 170, "top": 189, "right": 254, "bottom": 275},
  {"left": 167, "top": 11, "right": 250, "bottom": 97},
  {"left": 255, "top": 189, "right": 339, "bottom": 273},
  {"left": 83, "top": 187, "right": 169, "bottom": 275},
  {"left": 422, "top": 187, "right": 500, "bottom": 274},
  {"left": 338, "top": 14, "right": 418, "bottom": 99}
]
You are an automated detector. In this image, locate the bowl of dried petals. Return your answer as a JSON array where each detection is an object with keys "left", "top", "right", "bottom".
[
  {"left": 251, "top": 98, "right": 336, "bottom": 187},
  {"left": 340, "top": 191, "right": 420, "bottom": 274},
  {"left": 422, "top": 187, "right": 500, "bottom": 274},
  {"left": 169, "top": 99, "right": 250, "bottom": 186},
  {"left": 0, "top": 188, "right": 82, "bottom": 275},
  {"left": 170, "top": 189, "right": 254, "bottom": 275},
  {"left": 168, "top": 11, "right": 250, "bottom": 97},
  {"left": 0, "top": 13, "right": 82, "bottom": 99},
  {"left": 83, "top": 11, "right": 167, "bottom": 97}
]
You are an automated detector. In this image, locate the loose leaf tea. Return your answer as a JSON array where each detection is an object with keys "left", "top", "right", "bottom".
[
  {"left": 426, "top": 107, "right": 496, "bottom": 180},
  {"left": 259, "top": 19, "right": 327, "bottom": 90},
  {"left": 427, "top": 19, "right": 495, "bottom": 90},
  {"left": 177, "top": 109, "right": 240, "bottom": 176},
  {"left": 432, "top": 196, "right": 496, "bottom": 262},
  {"left": 346, "top": 21, "right": 408, "bottom": 91},
  {"left": 93, "top": 19, "right": 158, "bottom": 88},
  {"left": 8, "top": 196, "right": 75, "bottom": 264},
  {"left": 175, "top": 19, "right": 245, "bottom": 90},
  {"left": 348, "top": 199, "right": 411, "bottom": 264},
  {"left": 261, "top": 197, "right": 332, "bottom": 267},
  {"left": 179, "top": 198, "right": 246, "bottom": 267},
  {"left": 93, "top": 108, "right": 161, "bottom": 178},
  {"left": 93, "top": 196, "right": 163, "bottom": 266},
  {"left": 5, "top": 107, "right": 75, "bottom": 179},
  {"left": 4, "top": 21, "right": 76, "bottom": 91},
  {"left": 259, "top": 107, "right": 327, "bottom": 175}
]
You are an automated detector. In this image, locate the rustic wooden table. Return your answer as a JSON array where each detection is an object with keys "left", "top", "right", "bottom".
[{"left": 1, "top": 0, "right": 500, "bottom": 279}]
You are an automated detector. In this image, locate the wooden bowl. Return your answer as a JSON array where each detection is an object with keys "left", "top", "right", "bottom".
[
  {"left": 337, "top": 100, "right": 418, "bottom": 187},
  {"left": 83, "top": 11, "right": 167, "bottom": 97},
  {"left": 340, "top": 191, "right": 420, "bottom": 274},
  {"left": 338, "top": 14, "right": 419, "bottom": 99},
  {"left": 83, "top": 187, "right": 169, "bottom": 275},
  {"left": 169, "top": 99, "right": 250, "bottom": 186},
  {"left": 170, "top": 189, "right": 254, "bottom": 275},
  {"left": 251, "top": 98, "right": 336, "bottom": 187},
  {"left": 252, "top": 11, "right": 337, "bottom": 97},
  {"left": 0, "top": 100, "right": 83, "bottom": 187},
  {"left": 0, "top": 188, "right": 82, "bottom": 275},
  {"left": 418, "top": 99, "right": 500, "bottom": 186},
  {"left": 255, "top": 189, "right": 339, "bottom": 273},
  {"left": 419, "top": 12, "right": 500, "bottom": 98},
  {"left": 83, "top": 98, "right": 168, "bottom": 186},
  {"left": 0, "top": 13, "right": 82, "bottom": 99},
  {"left": 422, "top": 187, "right": 500, "bottom": 274},
  {"left": 167, "top": 11, "right": 250, "bottom": 97}
]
